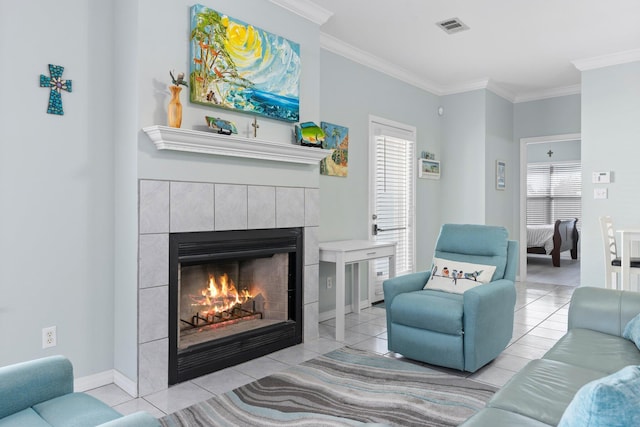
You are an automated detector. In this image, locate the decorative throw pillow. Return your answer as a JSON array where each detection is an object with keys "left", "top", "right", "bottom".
[
  {"left": 623, "top": 313, "right": 640, "bottom": 350},
  {"left": 558, "top": 365, "right": 640, "bottom": 427},
  {"left": 423, "top": 257, "right": 496, "bottom": 294}
]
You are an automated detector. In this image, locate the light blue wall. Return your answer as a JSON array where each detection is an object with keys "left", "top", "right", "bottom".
[
  {"left": 514, "top": 95, "right": 582, "bottom": 139},
  {"left": 317, "top": 50, "right": 441, "bottom": 313},
  {"left": 527, "top": 140, "right": 581, "bottom": 163},
  {"left": 0, "top": 0, "right": 115, "bottom": 376},
  {"left": 441, "top": 90, "right": 486, "bottom": 225},
  {"left": 580, "top": 61, "right": 640, "bottom": 288},
  {"left": 485, "top": 92, "right": 516, "bottom": 236}
]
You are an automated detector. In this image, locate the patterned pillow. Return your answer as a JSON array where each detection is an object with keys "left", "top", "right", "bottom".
[
  {"left": 423, "top": 257, "right": 496, "bottom": 294},
  {"left": 623, "top": 313, "right": 640, "bottom": 350},
  {"left": 558, "top": 365, "right": 640, "bottom": 427}
]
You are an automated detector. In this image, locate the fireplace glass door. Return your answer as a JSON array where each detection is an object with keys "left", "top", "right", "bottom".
[{"left": 169, "top": 228, "right": 302, "bottom": 384}]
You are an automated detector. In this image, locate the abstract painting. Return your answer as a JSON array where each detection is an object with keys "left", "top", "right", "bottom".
[
  {"left": 190, "top": 5, "right": 300, "bottom": 122},
  {"left": 320, "top": 122, "right": 349, "bottom": 177}
]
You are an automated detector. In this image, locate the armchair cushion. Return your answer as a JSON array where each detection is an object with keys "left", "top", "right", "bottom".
[
  {"left": 434, "top": 224, "right": 509, "bottom": 280},
  {"left": 33, "top": 393, "right": 121, "bottom": 427},
  {"left": 424, "top": 257, "right": 496, "bottom": 294},
  {"left": 0, "top": 409, "right": 52, "bottom": 427},
  {"left": 391, "top": 291, "right": 463, "bottom": 335}
]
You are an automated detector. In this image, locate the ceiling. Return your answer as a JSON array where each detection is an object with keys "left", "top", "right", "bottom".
[{"left": 278, "top": 0, "right": 640, "bottom": 102}]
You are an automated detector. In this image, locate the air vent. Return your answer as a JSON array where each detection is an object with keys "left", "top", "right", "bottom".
[{"left": 436, "top": 17, "right": 469, "bottom": 34}]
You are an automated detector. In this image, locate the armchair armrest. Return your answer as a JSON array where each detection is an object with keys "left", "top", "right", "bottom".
[
  {"left": 463, "top": 279, "right": 516, "bottom": 372},
  {"left": 99, "top": 411, "right": 161, "bottom": 427},
  {"left": 0, "top": 355, "right": 74, "bottom": 419},
  {"left": 569, "top": 286, "right": 640, "bottom": 337},
  {"left": 383, "top": 271, "right": 430, "bottom": 309}
]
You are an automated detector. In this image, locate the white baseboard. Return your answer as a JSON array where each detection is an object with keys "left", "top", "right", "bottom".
[
  {"left": 114, "top": 370, "right": 138, "bottom": 398},
  {"left": 73, "top": 369, "right": 137, "bottom": 398},
  {"left": 74, "top": 370, "right": 114, "bottom": 392},
  {"left": 319, "top": 300, "right": 371, "bottom": 322}
]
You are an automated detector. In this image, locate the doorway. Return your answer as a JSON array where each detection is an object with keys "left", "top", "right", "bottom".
[
  {"left": 519, "top": 133, "right": 582, "bottom": 285},
  {"left": 368, "top": 116, "right": 416, "bottom": 303}
]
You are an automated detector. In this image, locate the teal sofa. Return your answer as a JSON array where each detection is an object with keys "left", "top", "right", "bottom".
[
  {"left": 462, "top": 286, "right": 640, "bottom": 426},
  {"left": 0, "top": 356, "right": 160, "bottom": 427},
  {"left": 383, "top": 224, "right": 518, "bottom": 372}
]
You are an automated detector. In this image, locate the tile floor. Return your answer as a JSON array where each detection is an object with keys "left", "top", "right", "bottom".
[{"left": 87, "top": 280, "right": 576, "bottom": 419}]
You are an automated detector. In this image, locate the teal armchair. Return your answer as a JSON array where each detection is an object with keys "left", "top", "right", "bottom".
[
  {"left": 0, "top": 356, "right": 160, "bottom": 427},
  {"left": 383, "top": 224, "right": 518, "bottom": 372}
]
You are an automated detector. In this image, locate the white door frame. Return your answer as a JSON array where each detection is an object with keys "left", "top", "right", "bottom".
[
  {"left": 368, "top": 115, "right": 417, "bottom": 304},
  {"left": 519, "top": 132, "right": 581, "bottom": 282}
]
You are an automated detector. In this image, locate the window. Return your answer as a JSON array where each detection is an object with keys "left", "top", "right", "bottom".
[{"left": 527, "top": 162, "right": 582, "bottom": 227}]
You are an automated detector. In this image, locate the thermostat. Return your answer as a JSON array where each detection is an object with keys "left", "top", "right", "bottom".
[{"left": 592, "top": 171, "right": 611, "bottom": 184}]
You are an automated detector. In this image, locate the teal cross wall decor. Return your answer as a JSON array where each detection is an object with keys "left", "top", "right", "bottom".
[{"left": 40, "top": 64, "right": 72, "bottom": 115}]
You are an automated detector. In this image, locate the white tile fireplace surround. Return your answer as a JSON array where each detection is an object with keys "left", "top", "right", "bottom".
[{"left": 137, "top": 179, "right": 320, "bottom": 395}]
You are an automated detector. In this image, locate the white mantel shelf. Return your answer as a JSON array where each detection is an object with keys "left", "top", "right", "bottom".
[{"left": 142, "top": 125, "right": 331, "bottom": 165}]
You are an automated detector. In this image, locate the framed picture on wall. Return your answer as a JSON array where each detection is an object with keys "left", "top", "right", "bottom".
[
  {"left": 418, "top": 159, "right": 440, "bottom": 179},
  {"left": 496, "top": 160, "right": 506, "bottom": 190}
]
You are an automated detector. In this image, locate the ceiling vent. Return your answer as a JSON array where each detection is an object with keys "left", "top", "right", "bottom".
[{"left": 436, "top": 17, "right": 469, "bottom": 34}]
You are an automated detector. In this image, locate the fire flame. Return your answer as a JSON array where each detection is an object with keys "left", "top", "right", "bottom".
[{"left": 192, "top": 273, "right": 252, "bottom": 315}]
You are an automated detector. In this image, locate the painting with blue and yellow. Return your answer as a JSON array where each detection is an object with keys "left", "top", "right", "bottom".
[
  {"left": 190, "top": 4, "right": 300, "bottom": 122},
  {"left": 320, "top": 122, "right": 349, "bottom": 177}
]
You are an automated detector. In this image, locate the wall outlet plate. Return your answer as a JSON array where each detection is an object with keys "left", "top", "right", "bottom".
[{"left": 42, "top": 326, "right": 57, "bottom": 348}]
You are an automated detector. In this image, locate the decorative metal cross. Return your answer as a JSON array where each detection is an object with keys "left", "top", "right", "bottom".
[
  {"left": 547, "top": 150, "right": 554, "bottom": 157},
  {"left": 40, "top": 64, "right": 72, "bottom": 115},
  {"left": 252, "top": 116, "right": 260, "bottom": 138}
]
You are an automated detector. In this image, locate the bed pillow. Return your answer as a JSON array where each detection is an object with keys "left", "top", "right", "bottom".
[
  {"left": 558, "top": 365, "right": 640, "bottom": 427},
  {"left": 423, "top": 257, "right": 496, "bottom": 294},
  {"left": 623, "top": 313, "right": 640, "bottom": 350}
]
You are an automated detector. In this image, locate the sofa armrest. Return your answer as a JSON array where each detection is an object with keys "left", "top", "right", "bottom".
[
  {"left": 383, "top": 271, "right": 430, "bottom": 308},
  {"left": 569, "top": 286, "right": 640, "bottom": 336},
  {"left": 98, "top": 411, "right": 161, "bottom": 427},
  {"left": 0, "top": 355, "right": 73, "bottom": 419},
  {"left": 463, "top": 279, "right": 516, "bottom": 372}
]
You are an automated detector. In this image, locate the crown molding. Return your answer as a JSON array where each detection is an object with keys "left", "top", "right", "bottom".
[
  {"left": 320, "top": 32, "right": 442, "bottom": 95},
  {"left": 572, "top": 48, "right": 640, "bottom": 71},
  {"left": 439, "top": 79, "right": 490, "bottom": 96},
  {"left": 513, "top": 84, "right": 581, "bottom": 103},
  {"left": 270, "top": 0, "right": 333, "bottom": 25},
  {"left": 321, "top": 31, "right": 583, "bottom": 104}
]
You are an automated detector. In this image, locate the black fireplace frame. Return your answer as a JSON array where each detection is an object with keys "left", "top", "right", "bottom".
[{"left": 168, "top": 227, "right": 303, "bottom": 385}]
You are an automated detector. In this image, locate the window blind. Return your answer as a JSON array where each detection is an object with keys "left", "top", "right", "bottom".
[
  {"left": 527, "top": 162, "right": 582, "bottom": 228},
  {"left": 373, "top": 135, "right": 415, "bottom": 279}
]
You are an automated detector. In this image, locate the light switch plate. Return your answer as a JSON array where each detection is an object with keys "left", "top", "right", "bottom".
[{"left": 594, "top": 188, "right": 608, "bottom": 199}]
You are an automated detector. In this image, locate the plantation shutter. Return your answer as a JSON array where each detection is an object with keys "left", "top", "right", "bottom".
[
  {"left": 527, "top": 162, "right": 582, "bottom": 228},
  {"left": 373, "top": 135, "right": 415, "bottom": 280}
]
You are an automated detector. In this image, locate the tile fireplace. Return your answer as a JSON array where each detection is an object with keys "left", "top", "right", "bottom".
[{"left": 138, "top": 180, "right": 319, "bottom": 396}]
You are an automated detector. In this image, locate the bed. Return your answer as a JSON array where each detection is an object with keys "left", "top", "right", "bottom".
[{"left": 527, "top": 218, "right": 579, "bottom": 267}]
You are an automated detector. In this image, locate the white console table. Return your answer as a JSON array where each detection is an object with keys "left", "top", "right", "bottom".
[{"left": 319, "top": 240, "right": 396, "bottom": 341}]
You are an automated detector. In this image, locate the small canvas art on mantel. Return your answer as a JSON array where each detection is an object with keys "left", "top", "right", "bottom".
[
  {"left": 320, "top": 122, "right": 349, "bottom": 177},
  {"left": 189, "top": 4, "right": 301, "bottom": 122}
]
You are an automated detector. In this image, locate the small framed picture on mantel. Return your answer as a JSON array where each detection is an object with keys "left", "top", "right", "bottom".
[
  {"left": 418, "top": 159, "right": 440, "bottom": 179},
  {"left": 496, "top": 160, "right": 506, "bottom": 190}
]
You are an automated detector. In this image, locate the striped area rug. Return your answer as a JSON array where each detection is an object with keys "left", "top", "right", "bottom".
[{"left": 159, "top": 347, "right": 496, "bottom": 427}]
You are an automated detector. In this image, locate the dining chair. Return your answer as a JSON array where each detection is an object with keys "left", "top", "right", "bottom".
[{"left": 599, "top": 216, "right": 640, "bottom": 289}]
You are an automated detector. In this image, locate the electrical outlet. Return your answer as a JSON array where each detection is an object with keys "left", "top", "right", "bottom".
[
  {"left": 42, "top": 326, "right": 57, "bottom": 349},
  {"left": 326, "top": 277, "right": 333, "bottom": 289}
]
